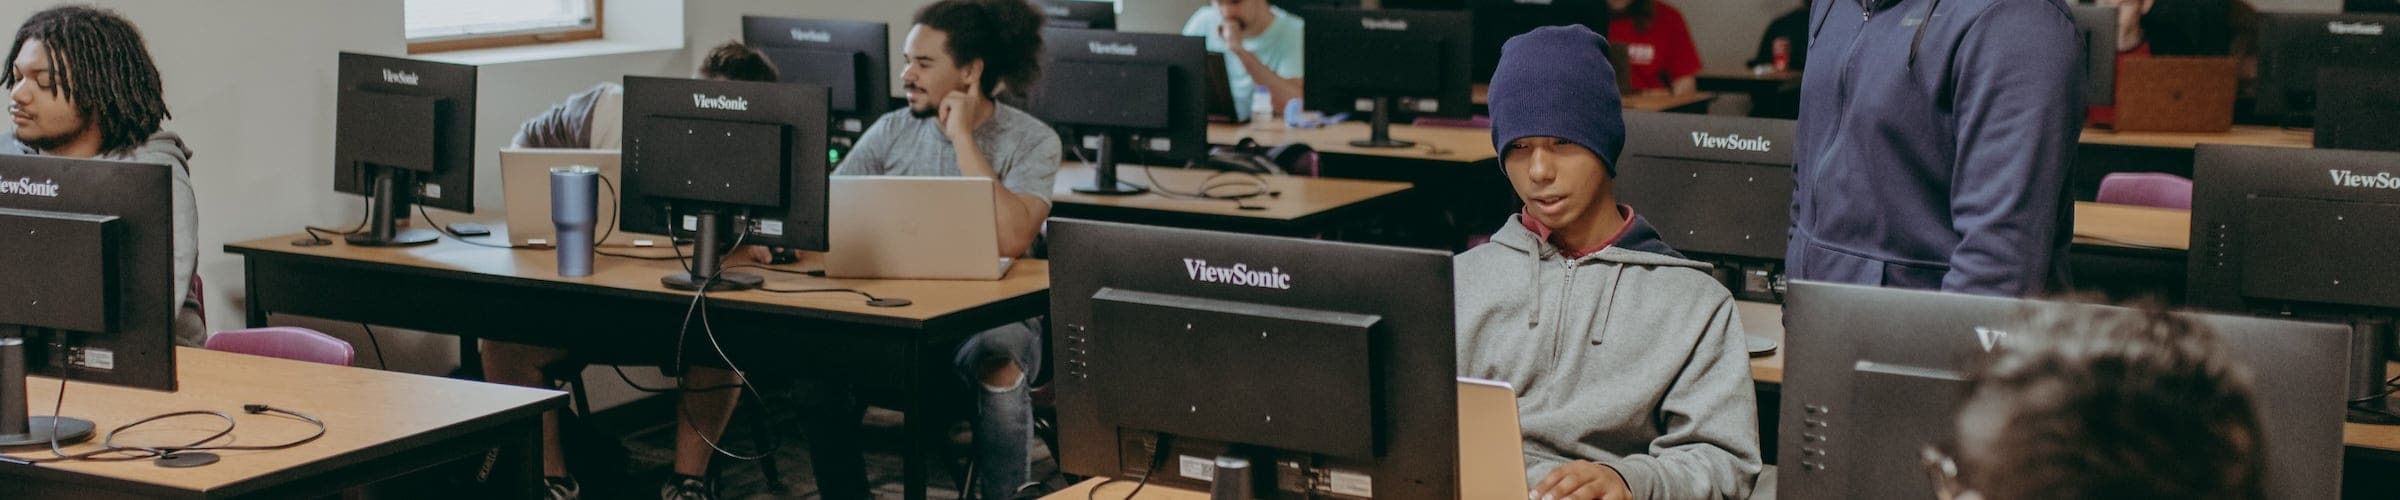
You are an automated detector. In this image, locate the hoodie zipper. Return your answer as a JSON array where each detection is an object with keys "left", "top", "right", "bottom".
[
  {"left": 1548, "top": 259, "right": 1577, "bottom": 368},
  {"left": 1811, "top": 0, "right": 1876, "bottom": 226},
  {"left": 1556, "top": 260, "right": 1578, "bottom": 331}
]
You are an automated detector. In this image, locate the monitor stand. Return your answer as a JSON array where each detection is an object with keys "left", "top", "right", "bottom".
[
  {"left": 1072, "top": 131, "right": 1147, "bottom": 196},
  {"left": 1209, "top": 454, "right": 1257, "bottom": 500},
  {"left": 662, "top": 209, "right": 764, "bottom": 292},
  {"left": 1349, "top": 96, "right": 1417, "bottom": 149},
  {"left": 2348, "top": 319, "right": 2400, "bottom": 425},
  {"left": 346, "top": 166, "right": 438, "bottom": 247},
  {"left": 0, "top": 333, "right": 94, "bottom": 448}
]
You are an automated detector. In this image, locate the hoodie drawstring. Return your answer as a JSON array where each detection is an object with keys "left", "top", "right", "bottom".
[
  {"left": 1817, "top": 0, "right": 1943, "bottom": 69},
  {"left": 1587, "top": 263, "right": 1630, "bottom": 347},
  {"left": 1527, "top": 245, "right": 1553, "bottom": 329},
  {"left": 1906, "top": 0, "right": 1945, "bottom": 68}
]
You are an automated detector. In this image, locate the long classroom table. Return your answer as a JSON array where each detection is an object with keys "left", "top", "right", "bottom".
[{"left": 227, "top": 233, "right": 1050, "bottom": 500}]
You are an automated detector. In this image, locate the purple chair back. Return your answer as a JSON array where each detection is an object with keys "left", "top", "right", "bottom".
[
  {"left": 205, "top": 327, "right": 356, "bottom": 366},
  {"left": 2096, "top": 172, "right": 2195, "bottom": 210}
]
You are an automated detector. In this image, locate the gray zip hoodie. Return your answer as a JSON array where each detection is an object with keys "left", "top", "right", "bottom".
[
  {"left": 1456, "top": 213, "right": 1761, "bottom": 499},
  {"left": 4, "top": 129, "right": 203, "bottom": 346}
]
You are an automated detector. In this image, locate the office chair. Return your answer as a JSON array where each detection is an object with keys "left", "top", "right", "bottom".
[
  {"left": 2096, "top": 172, "right": 2195, "bottom": 210},
  {"left": 204, "top": 327, "right": 356, "bottom": 367}
]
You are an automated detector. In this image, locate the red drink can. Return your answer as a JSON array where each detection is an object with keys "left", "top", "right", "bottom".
[{"left": 1772, "top": 38, "right": 1791, "bottom": 72}]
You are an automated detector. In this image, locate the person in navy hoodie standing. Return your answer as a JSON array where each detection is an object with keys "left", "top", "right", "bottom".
[{"left": 1787, "top": 0, "right": 2083, "bottom": 297}]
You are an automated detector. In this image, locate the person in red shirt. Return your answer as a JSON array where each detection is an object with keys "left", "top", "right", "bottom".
[{"left": 1607, "top": 0, "right": 1702, "bottom": 95}]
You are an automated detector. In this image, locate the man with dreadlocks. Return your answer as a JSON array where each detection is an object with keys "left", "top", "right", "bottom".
[{"left": 4, "top": 4, "right": 201, "bottom": 346}]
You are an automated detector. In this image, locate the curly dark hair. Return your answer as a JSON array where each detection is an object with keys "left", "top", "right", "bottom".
[
  {"left": 2, "top": 4, "right": 171, "bottom": 156},
  {"left": 913, "top": 0, "right": 1046, "bottom": 98},
  {"left": 1955, "top": 302, "right": 2266, "bottom": 500},
  {"left": 698, "top": 41, "right": 780, "bottom": 83}
]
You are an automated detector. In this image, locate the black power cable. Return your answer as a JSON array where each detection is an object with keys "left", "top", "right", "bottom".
[
  {"left": 295, "top": 189, "right": 375, "bottom": 246},
  {"left": 30, "top": 340, "right": 324, "bottom": 466}
]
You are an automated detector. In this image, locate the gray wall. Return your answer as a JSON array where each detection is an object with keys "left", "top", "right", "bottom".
[{"left": 1677, "top": 0, "right": 1804, "bottom": 73}]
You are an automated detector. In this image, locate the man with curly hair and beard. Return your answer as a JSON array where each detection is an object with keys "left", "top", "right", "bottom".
[{"left": 818, "top": 0, "right": 1059, "bottom": 498}]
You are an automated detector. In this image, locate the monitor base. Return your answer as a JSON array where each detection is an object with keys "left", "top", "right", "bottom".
[
  {"left": 0, "top": 416, "right": 96, "bottom": 448},
  {"left": 1746, "top": 335, "right": 1779, "bottom": 357},
  {"left": 2352, "top": 396, "right": 2400, "bottom": 425},
  {"left": 1072, "top": 181, "right": 1149, "bottom": 196},
  {"left": 346, "top": 228, "right": 440, "bottom": 247},
  {"left": 1348, "top": 138, "right": 1417, "bottom": 149},
  {"left": 663, "top": 272, "right": 764, "bottom": 292}
]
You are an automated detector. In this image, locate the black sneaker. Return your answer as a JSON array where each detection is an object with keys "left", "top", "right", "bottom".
[
  {"left": 1008, "top": 482, "right": 1058, "bottom": 500},
  {"left": 659, "top": 475, "right": 715, "bottom": 500},
  {"left": 543, "top": 476, "right": 581, "bottom": 500}
]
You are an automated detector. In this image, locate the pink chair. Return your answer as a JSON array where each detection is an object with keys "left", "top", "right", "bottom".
[
  {"left": 205, "top": 327, "right": 355, "bottom": 366},
  {"left": 2096, "top": 172, "right": 2195, "bottom": 210},
  {"left": 1412, "top": 115, "right": 1492, "bottom": 129}
]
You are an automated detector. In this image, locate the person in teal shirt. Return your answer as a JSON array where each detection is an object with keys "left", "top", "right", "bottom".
[{"left": 1183, "top": 0, "right": 1303, "bottom": 121}]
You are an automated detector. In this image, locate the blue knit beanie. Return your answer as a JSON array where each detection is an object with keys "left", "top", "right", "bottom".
[{"left": 1489, "top": 25, "right": 1626, "bottom": 177}]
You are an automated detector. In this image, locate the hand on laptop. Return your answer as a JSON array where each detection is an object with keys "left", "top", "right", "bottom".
[{"left": 1533, "top": 461, "right": 1631, "bottom": 500}]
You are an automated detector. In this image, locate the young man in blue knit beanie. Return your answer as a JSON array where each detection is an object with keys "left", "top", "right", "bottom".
[{"left": 1454, "top": 25, "right": 1762, "bottom": 500}]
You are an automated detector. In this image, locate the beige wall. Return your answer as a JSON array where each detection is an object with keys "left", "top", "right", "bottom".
[
  {"left": 1129, "top": 0, "right": 1210, "bottom": 34},
  {"left": 1675, "top": 0, "right": 1804, "bottom": 74}
]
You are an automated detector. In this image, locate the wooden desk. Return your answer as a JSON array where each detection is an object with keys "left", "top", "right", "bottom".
[
  {"left": 1624, "top": 92, "right": 1719, "bottom": 113},
  {"left": 2353, "top": 379, "right": 2400, "bottom": 454},
  {"left": 2079, "top": 125, "right": 2313, "bottom": 150},
  {"left": 1698, "top": 70, "right": 1803, "bottom": 92},
  {"left": 1, "top": 348, "right": 563, "bottom": 499},
  {"left": 1742, "top": 301, "right": 1788, "bottom": 385},
  {"left": 2072, "top": 201, "right": 2191, "bottom": 251},
  {"left": 1208, "top": 122, "right": 1497, "bottom": 163},
  {"left": 1699, "top": 71, "right": 1803, "bottom": 119},
  {"left": 1206, "top": 121, "right": 1508, "bottom": 250},
  {"left": 1472, "top": 83, "right": 1717, "bottom": 112},
  {"left": 1051, "top": 164, "right": 1413, "bottom": 236},
  {"left": 1050, "top": 478, "right": 1208, "bottom": 499},
  {"left": 225, "top": 234, "right": 1049, "bottom": 500},
  {"left": 2066, "top": 203, "right": 2191, "bottom": 300}
]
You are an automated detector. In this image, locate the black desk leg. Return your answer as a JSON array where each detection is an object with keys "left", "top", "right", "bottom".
[
  {"left": 457, "top": 335, "right": 485, "bottom": 380},
  {"left": 491, "top": 418, "right": 544, "bottom": 499},
  {"left": 904, "top": 340, "right": 932, "bottom": 500},
  {"left": 807, "top": 387, "right": 872, "bottom": 499},
  {"left": 244, "top": 257, "right": 269, "bottom": 328}
]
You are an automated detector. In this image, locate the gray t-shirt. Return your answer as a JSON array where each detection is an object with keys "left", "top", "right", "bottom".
[{"left": 833, "top": 104, "right": 1060, "bottom": 203}]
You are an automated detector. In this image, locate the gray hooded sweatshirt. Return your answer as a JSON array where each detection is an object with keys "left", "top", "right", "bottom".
[
  {"left": 4, "top": 129, "right": 203, "bottom": 346},
  {"left": 1456, "top": 213, "right": 1762, "bottom": 499}
]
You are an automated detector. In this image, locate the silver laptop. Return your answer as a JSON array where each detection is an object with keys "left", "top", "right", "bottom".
[
  {"left": 824, "top": 176, "right": 1015, "bottom": 280},
  {"left": 499, "top": 148, "right": 659, "bottom": 247},
  {"left": 1459, "top": 377, "right": 1532, "bottom": 499}
]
